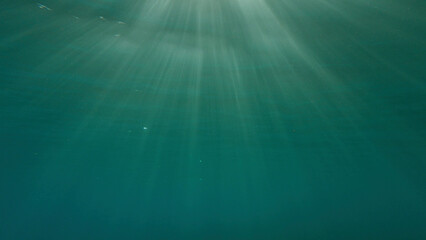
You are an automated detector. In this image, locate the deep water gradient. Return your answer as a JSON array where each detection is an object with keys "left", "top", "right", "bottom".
[{"left": 1, "top": 0, "right": 426, "bottom": 239}]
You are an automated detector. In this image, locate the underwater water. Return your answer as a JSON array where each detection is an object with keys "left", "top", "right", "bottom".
[{"left": 1, "top": 0, "right": 426, "bottom": 239}]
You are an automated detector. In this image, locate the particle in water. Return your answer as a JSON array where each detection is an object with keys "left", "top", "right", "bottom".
[
  {"left": 99, "top": 16, "right": 106, "bottom": 21},
  {"left": 114, "top": 34, "right": 121, "bottom": 37},
  {"left": 117, "top": 21, "right": 126, "bottom": 24},
  {"left": 143, "top": 127, "right": 148, "bottom": 130},
  {"left": 37, "top": 3, "right": 51, "bottom": 11}
]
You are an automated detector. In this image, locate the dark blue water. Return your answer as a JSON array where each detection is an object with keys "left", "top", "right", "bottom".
[{"left": 1, "top": 0, "right": 426, "bottom": 239}]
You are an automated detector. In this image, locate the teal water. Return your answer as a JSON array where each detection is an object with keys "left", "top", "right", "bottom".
[{"left": 1, "top": 0, "right": 426, "bottom": 239}]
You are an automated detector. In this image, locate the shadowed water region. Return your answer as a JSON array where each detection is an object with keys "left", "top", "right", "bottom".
[{"left": 1, "top": 0, "right": 426, "bottom": 239}]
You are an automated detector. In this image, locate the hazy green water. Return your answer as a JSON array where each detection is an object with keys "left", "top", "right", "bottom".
[{"left": 1, "top": 0, "right": 426, "bottom": 239}]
